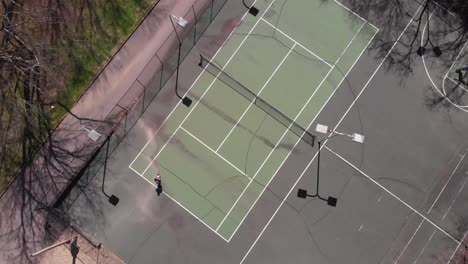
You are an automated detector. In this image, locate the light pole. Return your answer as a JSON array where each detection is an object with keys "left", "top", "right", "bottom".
[
  {"left": 416, "top": 0, "right": 442, "bottom": 57},
  {"left": 43, "top": 101, "right": 105, "bottom": 142},
  {"left": 43, "top": 101, "right": 118, "bottom": 205},
  {"left": 242, "top": 0, "right": 259, "bottom": 16},
  {"left": 101, "top": 132, "right": 119, "bottom": 206},
  {"left": 169, "top": 15, "right": 192, "bottom": 107},
  {"left": 297, "top": 124, "right": 364, "bottom": 207}
]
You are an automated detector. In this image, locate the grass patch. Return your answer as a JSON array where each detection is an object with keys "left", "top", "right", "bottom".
[
  {"left": 50, "top": 0, "right": 156, "bottom": 125},
  {"left": 1, "top": 0, "right": 157, "bottom": 192}
]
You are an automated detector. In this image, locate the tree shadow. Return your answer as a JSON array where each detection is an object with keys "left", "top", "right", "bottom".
[{"left": 345, "top": 0, "right": 468, "bottom": 109}]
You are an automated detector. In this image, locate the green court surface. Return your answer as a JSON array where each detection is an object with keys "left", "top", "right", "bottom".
[{"left": 129, "top": 0, "right": 378, "bottom": 241}]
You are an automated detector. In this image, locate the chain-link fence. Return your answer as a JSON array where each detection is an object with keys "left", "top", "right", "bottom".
[{"left": 52, "top": 0, "right": 229, "bottom": 211}]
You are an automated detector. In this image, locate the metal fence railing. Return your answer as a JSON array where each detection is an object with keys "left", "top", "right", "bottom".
[{"left": 53, "top": 0, "right": 229, "bottom": 211}]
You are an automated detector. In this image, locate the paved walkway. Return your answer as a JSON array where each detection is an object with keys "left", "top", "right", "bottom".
[{"left": 0, "top": 0, "right": 205, "bottom": 263}]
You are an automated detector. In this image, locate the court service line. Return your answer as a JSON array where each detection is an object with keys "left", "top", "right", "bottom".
[
  {"left": 179, "top": 126, "right": 251, "bottom": 180},
  {"left": 229, "top": 21, "right": 378, "bottom": 243},
  {"left": 128, "top": 0, "right": 263, "bottom": 171},
  {"left": 139, "top": 0, "right": 280, "bottom": 176},
  {"left": 333, "top": 0, "right": 379, "bottom": 31},
  {"left": 260, "top": 18, "right": 333, "bottom": 67},
  {"left": 326, "top": 146, "right": 460, "bottom": 244},
  {"left": 427, "top": 150, "right": 466, "bottom": 213},
  {"left": 128, "top": 165, "right": 230, "bottom": 242},
  {"left": 215, "top": 43, "right": 297, "bottom": 152},
  {"left": 239, "top": 4, "right": 426, "bottom": 262}
]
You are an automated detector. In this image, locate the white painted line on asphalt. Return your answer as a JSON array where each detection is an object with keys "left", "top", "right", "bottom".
[
  {"left": 179, "top": 126, "right": 251, "bottom": 180},
  {"left": 412, "top": 230, "right": 436, "bottom": 264},
  {"left": 427, "top": 151, "right": 466, "bottom": 213},
  {"left": 139, "top": 0, "right": 280, "bottom": 176},
  {"left": 239, "top": 14, "right": 386, "bottom": 263},
  {"left": 129, "top": 163, "right": 229, "bottom": 242},
  {"left": 446, "top": 231, "right": 468, "bottom": 264},
  {"left": 260, "top": 18, "right": 334, "bottom": 67},
  {"left": 441, "top": 175, "right": 468, "bottom": 221},
  {"left": 129, "top": 0, "right": 268, "bottom": 172},
  {"left": 326, "top": 146, "right": 460, "bottom": 244},
  {"left": 333, "top": 0, "right": 379, "bottom": 31},
  {"left": 395, "top": 219, "right": 425, "bottom": 263}
]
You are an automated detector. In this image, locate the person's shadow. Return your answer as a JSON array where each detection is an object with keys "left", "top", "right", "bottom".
[
  {"left": 154, "top": 175, "right": 163, "bottom": 196},
  {"left": 156, "top": 182, "right": 162, "bottom": 196}
]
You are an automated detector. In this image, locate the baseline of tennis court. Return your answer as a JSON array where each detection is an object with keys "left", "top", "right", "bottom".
[{"left": 129, "top": 0, "right": 378, "bottom": 241}]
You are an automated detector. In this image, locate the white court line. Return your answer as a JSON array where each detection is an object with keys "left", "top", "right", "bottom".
[
  {"left": 447, "top": 231, "right": 468, "bottom": 264},
  {"left": 233, "top": 20, "right": 378, "bottom": 245},
  {"left": 239, "top": 5, "right": 425, "bottom": 262},
  {"left": 412, "top": 230, "right": 436, "bottom": 264},
  {"left": 179, "top": 126, "right": 251, "bottom": 180},
  {"left": 326, "top": 146, "right": 460, "bottom": 244},
  {"left": 427, "top": 151, "right": 466, "bottom": 213},
  {"left": 446, "top": 76, "right": 468, "bottom": 94},
  {"left": 422, "top": 10, "right": 468, "bottom": 113},
  {"left": 430, "top": 0, "right": 461, "bottom": 21},
  {"left": 333, "top": 0, "right": 379, "bottom": 31},
  {"left": 399, "top": 150, "right": 467, "bottom": 263},
  {"left": 223, "top": 22, "right": 369, "bottom": 237},
  {"left": 260, "top": 18, "right": 333, "bottom": 67},
  {"left": 215, "top": 63, "right": 336, "bottom": 234},
  {"left": 128, "top": 164, "right": 229, "bottom": 242},
  {"left": 214, "top": 20, "right": 354, "bottom": 228},
  {"left": 139, "top": 0, "right": 280, "bottom": 176},
  {"left": 395, "top": 219, "right": 425, "bottom": 263},
  {"left": 217, "top": 18, "right": 363, "bottom": 153},
  {"left": 215, "top": 43, "right": 297, "bottom": 152},
  {"left": 128, "top": 0, "right": 265, "bottom": 172},
  {"left": 441, "top": 175, "right": 468, "bottom": 221}
]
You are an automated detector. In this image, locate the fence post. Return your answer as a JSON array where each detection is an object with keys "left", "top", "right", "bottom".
[
  {"left": 192, "top": 5, "right": 197, "bottom": 45},
  {"left": 141, "top": 91, "right": 145, "bottom": 115},
  {"left": 123, "top": 110, "right": 129, "bottom": 136},
  {"left": 210, "top": 0, "right": 214, "bottom": 21},
  {"left": 156, "top": 55, "right": 164, "bottom": 90},
  {"left": 142, "top": 82, "right": 146, "bottom": 111}
]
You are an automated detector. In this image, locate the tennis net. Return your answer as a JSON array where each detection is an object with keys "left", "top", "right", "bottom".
[{"left": 198, "top": 54, "right": 315, "bottom": 147}]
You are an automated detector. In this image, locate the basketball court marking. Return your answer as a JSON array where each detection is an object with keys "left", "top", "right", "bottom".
[{"left": 422, "top": 9, "right": 468, "bottom": 112}]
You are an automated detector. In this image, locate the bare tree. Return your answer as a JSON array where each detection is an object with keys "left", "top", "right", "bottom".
[
  {"left": 345, "top": 0, "right": 468, "bottom": 109},
  {"left": 0, "top": 1, "right": 134, "bottom": 262}
]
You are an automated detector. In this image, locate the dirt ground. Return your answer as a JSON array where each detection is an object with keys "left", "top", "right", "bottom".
[
  {"left": 38, "top": 230, "right": 124, "bottom": 264},
  {"left": 35, "top": 213, "right": 124, "bottom": 264}
]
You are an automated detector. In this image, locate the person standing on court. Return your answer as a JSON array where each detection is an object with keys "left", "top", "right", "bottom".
[
  {"left": 456, "top": 66, "right": 468, "bottom": 85},
  {"left": 154, "top": 173, "right": 163, "bottom": 196}
]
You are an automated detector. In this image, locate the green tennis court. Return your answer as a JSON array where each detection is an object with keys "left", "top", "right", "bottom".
[{"left": 129, "top": 0, "right": 378, "bottom": 241}]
